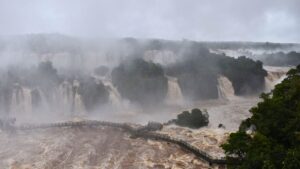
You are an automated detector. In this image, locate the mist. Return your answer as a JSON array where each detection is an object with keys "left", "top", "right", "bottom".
[
  {"left": 0, "top": 0, "right": 300, "bottom": 43},
  {"left": 1, "top": 1, "right": 300, "bottom": 168},
  {"left": 0, "top": 34, "right": 294, "bottom": 126}
]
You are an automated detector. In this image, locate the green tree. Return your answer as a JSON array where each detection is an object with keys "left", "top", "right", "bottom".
[
  {"left": 175, "top": 108, "right": 209, "bottom": 128},
  {"left": 222, "top": 65, "right": 300, "bottom": 169}
]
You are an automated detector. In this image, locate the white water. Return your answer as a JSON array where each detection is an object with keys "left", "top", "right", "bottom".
[
  {"left": 73, "top": 90, "right": 86, "bottom": 115},
  {"left": 264, "top": 72, "right": 285, "bottom": 92},
  {"left": 59, "top": 81, "right": 73, "bottom": 114},
  {"left": 10, "top": 84, "right": 32, "bottom": 117},
  {"left": 70, "top": 80, "right": 86, "bottom": 115},
  {"left": 7, "top": 80, "right": 87, "bottom": 121},
  {"left": 217, "top": 76, "right": 235, "bottom": 100},
  {"left": 165, "top": 76, "right": 183, "bottom": 104},
  {"left": 102, "top": 79, "right": 122, "bottom": 106},
  {"left": 264, "top": 66, "right": 291, "bottom": 92},
  {"left": 87, "top": 74, "right": 143, "bottom": 119},
  {"left": 72, "top": 80, "right": 86, "bottom": 115},
  {"left": 143, "top": 50, "right": 179, "bottom": 66},
  {"left": 37, "top": 88, "right": 50, "bottom": 112}
]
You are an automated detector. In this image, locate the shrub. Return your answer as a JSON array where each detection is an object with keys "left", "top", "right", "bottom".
[{"left": 175, "top": 108, "right": 209, "bottom": 129}]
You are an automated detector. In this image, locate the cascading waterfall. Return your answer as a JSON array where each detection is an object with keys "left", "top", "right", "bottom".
[
  {"left": 36, "top": 88, "right": 50, "bottom": 111},
  {"left": 165, "top": 76, "right": 183, "bottom": 104},
  {"left": 22, "top": 87, "right": 32, "bottom": 114},
  {"left": 72, "top": 80, "right": 86, "bottom": 115},
  {"left": 263, "top": 66, "right": 292, "bottom": 92},
  {"left": 217, "top": 76, "right": 235, "bottom": 100},
  {"left": 7, "top": 80, "right": 87, "bottom": 118},
  {"left": 264, "top": 71, "right": 287, "bottom": 92},
  {"left": 102, "top": 79, "right": 122, "bottom": 106},
  {"left": 9, "top": 84, "right": 33, "bottom": 116},
  {"left": 59, "top": 81, "right": 74, "bottom": 114}
]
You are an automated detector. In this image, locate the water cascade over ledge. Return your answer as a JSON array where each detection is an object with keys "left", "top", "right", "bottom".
[
  {"left": 217, "top": 76, "right": 235, "bottom": 100},
  {"left": 165, "top": 76, "right": 183, "bottom": 104},
  {"left": 264, "top": 66, "right": 291, "bottom": 92}
]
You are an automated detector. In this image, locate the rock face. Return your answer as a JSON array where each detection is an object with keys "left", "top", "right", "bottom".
[
  {"left": 0, "top": 127, "right": 210, "bottom": 169},
  {"left": 112, "top": 58, "right": 168, "bottom": 106},
  {"left": 78, "top": 77, "right": 109, "bottom": 112}
]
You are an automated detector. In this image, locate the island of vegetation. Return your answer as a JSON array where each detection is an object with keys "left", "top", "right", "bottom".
[{"left": 170, "top": 108, "right": 209, "bottom": 129}]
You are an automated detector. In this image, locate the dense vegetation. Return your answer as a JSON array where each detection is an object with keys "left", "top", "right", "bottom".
[
  {"left": 222, "top": 65, "right": 300, "bottom": 169},
  {"left": 258, "top": 51, "right": 300, "bottom": 66},
  {"left": 113, "top": 40, "right": 267, "bottom": 102},
  {"left": 78, "top": 77, "right": 109, "bottom": 112},
  {"left": 174, "top": 108, "right": 209, "bottom": 129},
  {"left": 111, "top": 58, "right": 168, "bottom": 106},
  {"left": 219, "top": 56, "right": 267, "bottom": 95},
  {"left": 166, "top": 45, "right": 220, "bottom": 100},
  {"left": 167, "top": 42, "right": 267, "bottom": 99}
]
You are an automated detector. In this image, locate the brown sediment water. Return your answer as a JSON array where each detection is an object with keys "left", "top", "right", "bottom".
[{"left": 0, "top": 126, "right": 211, "bottom": 169}]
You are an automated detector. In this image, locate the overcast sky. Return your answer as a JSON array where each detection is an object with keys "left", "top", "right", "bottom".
[{"left": 0, "top": 0, "right": 299, "bottom": 43}]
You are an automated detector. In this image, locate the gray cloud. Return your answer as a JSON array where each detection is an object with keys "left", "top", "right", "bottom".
[{"left": 0, "top": 0, "right": 299, "bottom": 42}]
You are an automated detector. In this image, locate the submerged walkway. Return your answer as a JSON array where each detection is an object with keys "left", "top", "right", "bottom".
[{"left": 10, "top": 120, "right": 227, "bottom": 166}]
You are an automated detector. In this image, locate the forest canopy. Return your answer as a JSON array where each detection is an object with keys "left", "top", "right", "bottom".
[{"left": 222, "top": 65, "right": 300, "bottom": 169}]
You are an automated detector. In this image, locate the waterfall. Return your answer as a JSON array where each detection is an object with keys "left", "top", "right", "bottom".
[
  {"left": 72, "top": 80, "right": 86, "bottom": 115},
  {"left": 57, "top": 80, "right": 87, "bottom": 115},
  {"left": 91, "top": 74, "right": 122, "bottom": 106},
  {"left": 10, "top": 84, "right": 22, "bottom": 116},
  {"left": 264, "top": 72, "right": 287, "bottom": 92},
  {"left": 73, "top": 90, "right": 86, "bottom": 115},
  {"left": 10, "top": 84, "right": 33, "bottom": 116},
  {"left": 6, "top": 79, "right": 89, "bottom": 119},
  {"left": 264, "top": 66, "right": 290, "bottom": 92},
  {"left": 102, "top": 79, "right": 122, "bottom": 105},
  {"left": 37, "top": 88, "right": 50, "bottom": 111},
  {"left": 217, "top": 76, "right": 235, "bottom": 100},
  {"left": 22, "top": 87, "right": 32, "bottom": 114},
  {"left": 59, "top": 81, "right": 73, "bottom": 113},
  {"left": 165, "top": 76, "right": 183, "bottom": 104}
]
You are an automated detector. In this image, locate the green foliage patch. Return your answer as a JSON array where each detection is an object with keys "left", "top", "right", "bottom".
[
  {"left": 222, "top": 65, "right": 300, "bottom": 169},
  {"left": 175, "top": 108, "right": 209, "bottom": 129}
]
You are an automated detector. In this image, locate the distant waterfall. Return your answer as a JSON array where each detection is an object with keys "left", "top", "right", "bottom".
[
  {"left": 10, "top": 84, "right": 32, "bottom": 116},
  {"left": 7, "top": 80, "right": 87, "bottom": 118},
  {"left": 166, "top": 76, "right": 183, "bottom": 104},
  {"left": 217, "top": 76, "right": 235, "bottom": 100},
  {"left": 57, "top": 80, "right": 86, "bottom": 115},
  {"left": 264, "top": 71, "right": 286, "bottom": 92},
  {"left": 59, "top": 81, "right": 73, "bottom": 113},
  {"left": 36, "top": 88, "right": 50, "bottom": 111},
  {"left": 72, "top": 80, "right": 86, "bottom": 115},
  {"left": 102, "top": 79, "right": 122, "bottom": 106},
  {"left": 22, "top": 88, "right": 32, "bottom": 113},
  {"left": 264, "top": 66, "right": 290, "bottom": 92}
]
